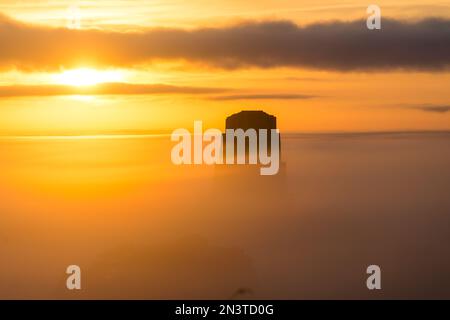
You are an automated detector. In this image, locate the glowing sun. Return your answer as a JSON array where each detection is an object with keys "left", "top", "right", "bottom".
[{"left": 54, "top": 68, "right": 123, "bottom": 86}]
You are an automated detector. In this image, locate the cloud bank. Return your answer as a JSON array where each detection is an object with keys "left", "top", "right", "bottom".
[
  {"left": 211, "top": 94, "right": 316, "bottom": 100},
  {"left": 0, "top": 13, "right": 449, "bottom": 71},
  {"left": 412, "top": 105, "right": 450, "bottom": 113},
  {"left": 0, "top": 83, "right": 228, "bottom": 97}
]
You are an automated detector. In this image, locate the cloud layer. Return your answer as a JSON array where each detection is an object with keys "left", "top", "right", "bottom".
[
  {"left": 1, "top": 13, "right": 449, "bottom": 71},
  {"left": 412, "top": 105, "right": 450, "bottom": 113},
  {"left": 0, "top": 83, "right": 228, "bottom": 97},
  {"left": 211, "top": 94, "right": 316, "bottom": 100}
]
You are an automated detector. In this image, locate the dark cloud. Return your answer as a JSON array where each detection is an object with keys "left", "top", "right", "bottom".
[
  {"left": 413, "top": 105, "right": 450, "bottom": 113},
  {"left": 0, "top": 13, "right": 449, "bottom": 71},
  {"left": 0, "top": 83, "right": 228, "bottom": 97},
  {"left": 211, "top": 93, "right": 316, "bottom": 100}
]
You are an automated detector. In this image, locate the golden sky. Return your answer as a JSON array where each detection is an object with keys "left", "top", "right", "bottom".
[{"left": 0, "top": 0, "right": 449, "bottom": 134}]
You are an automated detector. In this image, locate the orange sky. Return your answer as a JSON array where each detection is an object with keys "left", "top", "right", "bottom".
[{"left": 0, "top": 0, "right": 449, "bottom": 134}]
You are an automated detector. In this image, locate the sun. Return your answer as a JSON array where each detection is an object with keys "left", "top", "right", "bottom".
[{"left": 54, "top": 68, "right": 123, "bottom": 86}]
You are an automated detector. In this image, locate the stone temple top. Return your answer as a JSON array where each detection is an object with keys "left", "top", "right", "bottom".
[
  {"left": 226, "top": 110, "right": 277, "bottom": 131},
  {"left": 218, "top": 110, "right": 282, "bottom": 175}
]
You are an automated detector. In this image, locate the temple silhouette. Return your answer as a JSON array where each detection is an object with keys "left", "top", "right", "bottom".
[
  {"left": 213, "top": 110, "right": 285, "bottom": 179},
  {"left": 226, "top": 110, "right": 277, "bottom": 131},
  {"left": 223, "top": 110, "right": 281, "bottom": 164}
]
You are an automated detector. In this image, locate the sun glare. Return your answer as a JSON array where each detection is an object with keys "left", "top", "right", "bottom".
[{"left": 54, "top": 68, "right": 123, "bottom": 86}]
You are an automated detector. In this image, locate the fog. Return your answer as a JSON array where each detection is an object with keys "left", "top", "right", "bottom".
[{"left": 0, "top": 133, "right": 449, "bottom": 299}]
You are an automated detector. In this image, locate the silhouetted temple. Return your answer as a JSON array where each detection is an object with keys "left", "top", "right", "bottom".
[
  {"left": 226, "top": 111, "right": 277, "bottom": 131},
  {"left": 223, "top": 110, "right": 281, "bottom": 163},
  {"left": 215, "top": 110, "right": 285, "bottom": 178}
]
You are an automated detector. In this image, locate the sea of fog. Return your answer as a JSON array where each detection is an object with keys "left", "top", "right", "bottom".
[{"left": 0, "top": 132, "right": 449, "bottom": 299}]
